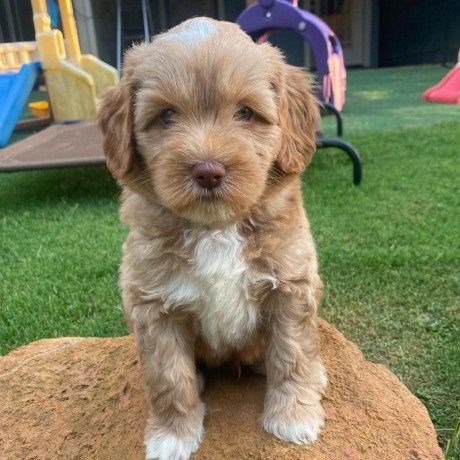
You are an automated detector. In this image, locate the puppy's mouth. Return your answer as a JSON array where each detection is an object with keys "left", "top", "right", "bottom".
[
  {"left": 155, "top": 158, "right": 260, "bottom": 225},
  {"left": 198, "top": 190, "right": 220, "bottom": 200}
]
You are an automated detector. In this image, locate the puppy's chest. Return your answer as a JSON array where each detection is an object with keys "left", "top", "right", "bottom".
[{"left": 161, "top": 227, "right": 273, "bottom": 352}]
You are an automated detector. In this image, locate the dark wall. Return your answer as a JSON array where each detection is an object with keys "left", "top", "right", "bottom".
[
  {"left": 0, "top": 0, "right": 35, "bottom": 43},
  {"left": 379, "top": 0, "right": 460, "bottom": 66},
  {"left": 154, "top": 0, "right": 218, "bottom": 27},
  {"left": 94, "top": 0, "right": 247, "bottom": 68},
  {"left": 90, "top": 0, "right": 118, "bottom": 68},
  {"left": 95, "top": 0, "right": 306, "bottom": 69}
]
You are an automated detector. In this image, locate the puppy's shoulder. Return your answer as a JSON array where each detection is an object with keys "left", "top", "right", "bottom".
[
  {"left": 119, "top": 189, "right": 168, "bottom": 231},
  {"left": 119, "top": 189, "right": 146, "bottom": 227},
  {"left": 246, "top": 179, "right": 318, "bottom": 278},
  {"left": 254, "top": 178, "right": 310, "bottom": 235}
]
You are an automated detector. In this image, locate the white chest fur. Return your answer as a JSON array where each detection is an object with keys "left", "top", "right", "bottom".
[{"left": 142, "top": 226, "right": 272, "bottom": 353}]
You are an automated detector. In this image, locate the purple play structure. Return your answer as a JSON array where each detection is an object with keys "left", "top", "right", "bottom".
[{"left": 237, "top": 0, "right": 346, "bottom": 111}]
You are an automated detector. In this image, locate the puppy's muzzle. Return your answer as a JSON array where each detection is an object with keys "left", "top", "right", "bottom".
[{"left": 191, "top": 161, "right": 226, "bottom": 190}]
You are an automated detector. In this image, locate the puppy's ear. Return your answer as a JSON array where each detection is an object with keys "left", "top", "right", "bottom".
[
  {"left": 274, "top": 62, "right": 320, "bottom": 174},
  {"left": 259, "top": 43, "right": 319, "bottom": 174},
  {"left": 97, "top": 45, "right": 145, "bottom": 180}
]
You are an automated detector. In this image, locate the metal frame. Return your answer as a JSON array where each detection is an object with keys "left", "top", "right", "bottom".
[
  {"left": 316, "top": 137, "right": 362, "bottom": 185},
  {"left": 117, "top": 0, "right": 152, "bottom": 76},
  {"left": 116, "top": 0, "right": 122, "bottom": 75},
  {"left": 320, "top": 102, "right": 343, "bottom": 137},
  {"left": 141, "top": 0, "right": 150, "bottom": 40},
  {"left": 317, "top": 106, "right": 362, "bottom": 185}
]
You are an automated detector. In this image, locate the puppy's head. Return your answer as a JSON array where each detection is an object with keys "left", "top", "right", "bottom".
[{"left": 98, "top": 18, "right": 319, "bottom": 225}]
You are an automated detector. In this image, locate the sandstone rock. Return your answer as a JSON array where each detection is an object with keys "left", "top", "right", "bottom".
[{"left": 0, "top": 321, "right": 442, "bottom": 460}]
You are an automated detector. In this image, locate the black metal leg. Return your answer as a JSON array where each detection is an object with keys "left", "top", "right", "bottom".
[
  {"left": 317, "top": 137, "right": 362, "bottom": 185},
  {"left": 320, "top": 102, "right": 344, "bottom": 137},
  {"left": 116, "top": 0, "right": 122, "bottom": 76}
]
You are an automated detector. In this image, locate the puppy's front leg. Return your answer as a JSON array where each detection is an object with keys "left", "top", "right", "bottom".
[
  {"left": 262, "top": 294, "right": 327, "bottom": 445},
  {"left": 133, "top": 306, "right": 204, "bottom": 460}
]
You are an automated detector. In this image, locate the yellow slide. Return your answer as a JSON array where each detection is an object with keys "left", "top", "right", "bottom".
[{"left": 31, "top": 0, "right": 118, "bottom": 120}]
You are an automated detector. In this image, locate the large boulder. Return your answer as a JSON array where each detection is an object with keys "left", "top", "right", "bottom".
[{"left": 0, "top": 321, "right": 442, "bottom": 459}]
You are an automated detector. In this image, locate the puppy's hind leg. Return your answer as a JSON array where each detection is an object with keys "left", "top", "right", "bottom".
[{"left": 133, "top": 306, "right": 205, "bottom": 460}]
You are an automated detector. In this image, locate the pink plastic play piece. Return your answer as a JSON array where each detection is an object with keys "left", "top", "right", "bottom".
[{"left": 422, "top": 66, "right": 460, "bottom": 105}]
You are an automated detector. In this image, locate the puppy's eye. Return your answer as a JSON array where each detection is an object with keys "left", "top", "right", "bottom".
[
  {"left": 160, "top": 109, "right": 177, "bottom": 126},
  {"left": 234, "top": 106, "right": 253, "bottom": 122}
]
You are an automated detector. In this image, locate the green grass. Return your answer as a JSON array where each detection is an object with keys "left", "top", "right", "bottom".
[
  {"left": 322, "top": 65, "right": 460, "bottom": 135},
  {"left": 445, "top": 416, "right": 460, "bottom": 459},
  {"left": 0, "top": 167, "right": 128, "bottom": 347},
  {"left": 1, "top": 66, "right": 459, "bottom": 451},
  {"left": 305, "top": 121, "right": 459, "bottom": 448}
]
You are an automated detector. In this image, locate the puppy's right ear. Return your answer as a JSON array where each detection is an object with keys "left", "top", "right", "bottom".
[{"left": 97, "top": 46, "right": 145, "bottom": 180}]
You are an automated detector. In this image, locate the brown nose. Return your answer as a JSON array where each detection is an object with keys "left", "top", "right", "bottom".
[{"left": 191, "top": 161, "right": 226, "bottom": 190}]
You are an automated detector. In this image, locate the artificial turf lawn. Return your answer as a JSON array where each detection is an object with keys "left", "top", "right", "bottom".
[{"left": 0, "top": 65, "right": 459, "bottom": 449}]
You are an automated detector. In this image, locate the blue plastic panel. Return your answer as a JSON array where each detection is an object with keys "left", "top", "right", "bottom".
[{"left": 0, "top": 62, "right": 42, "bottom": 148}]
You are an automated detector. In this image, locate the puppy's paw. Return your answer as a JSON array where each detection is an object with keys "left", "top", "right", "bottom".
[
  {"left": 145, "top": 403, "right": 205, "bottom": 460},
  {"left": 261, "top": 389, "right": 325, "bottom": 445},
  {"left": 261, "top": 409, "right": 324, "bottom": 444},
  {"left": 145, "top": 430, "right": 203, "bottom": 460}
]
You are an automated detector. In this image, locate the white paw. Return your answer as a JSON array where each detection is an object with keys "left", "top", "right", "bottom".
[
  {"left": 145, "top": 427, "right": 203, "bottom": 460},
  {"left": 262, "top": 411, "right": 324, "bottom": 444},
  {"left": 261, "top": 389, "right": 325, "bottom": 445}
]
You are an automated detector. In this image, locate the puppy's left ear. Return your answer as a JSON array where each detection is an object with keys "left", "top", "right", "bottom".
[
  {"left": 97, "top": 44, "right": 146, "bottom": 181},
  {"left": 276, "top": 64, "right": 320, "bottom": 174}
]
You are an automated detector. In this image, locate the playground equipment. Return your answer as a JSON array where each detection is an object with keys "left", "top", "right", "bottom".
[
  {"left": 237, "top": 0, "right": 361, "bottom": 184},
  {"left": 0, "top": 0, "right": 118, "bottom": 148},
  {"left": 0, "top": 42, "right": 43, "bottom": 147},
  {"left": 237, "top": 0, "right": 346, "bottom": 111},
  {"left": 422, "top": 50, "right": 460, "bottom": 105},
  {"left": 1, "top": 1, "right": 361, "bottom": 184},
  {"left": 31, "top": 0, "right": 118, "bottom": 120},
  {"left": 0, "top": 41, "right": 39, "bottom": 72},
  {"left": 0, "top": 61, "right": 43, "bottom": 148},
  {"left": 29, "top": 101, "right": 50, "bottom": 118}
]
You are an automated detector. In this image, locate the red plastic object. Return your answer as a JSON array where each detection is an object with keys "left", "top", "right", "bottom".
[{"left": 422, "top": 66, "right": 460, "bottom": 105}]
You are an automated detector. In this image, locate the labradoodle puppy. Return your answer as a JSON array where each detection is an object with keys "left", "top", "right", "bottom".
[{"left": 98, "top": 17, "right": 326, "bottom": 460}]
